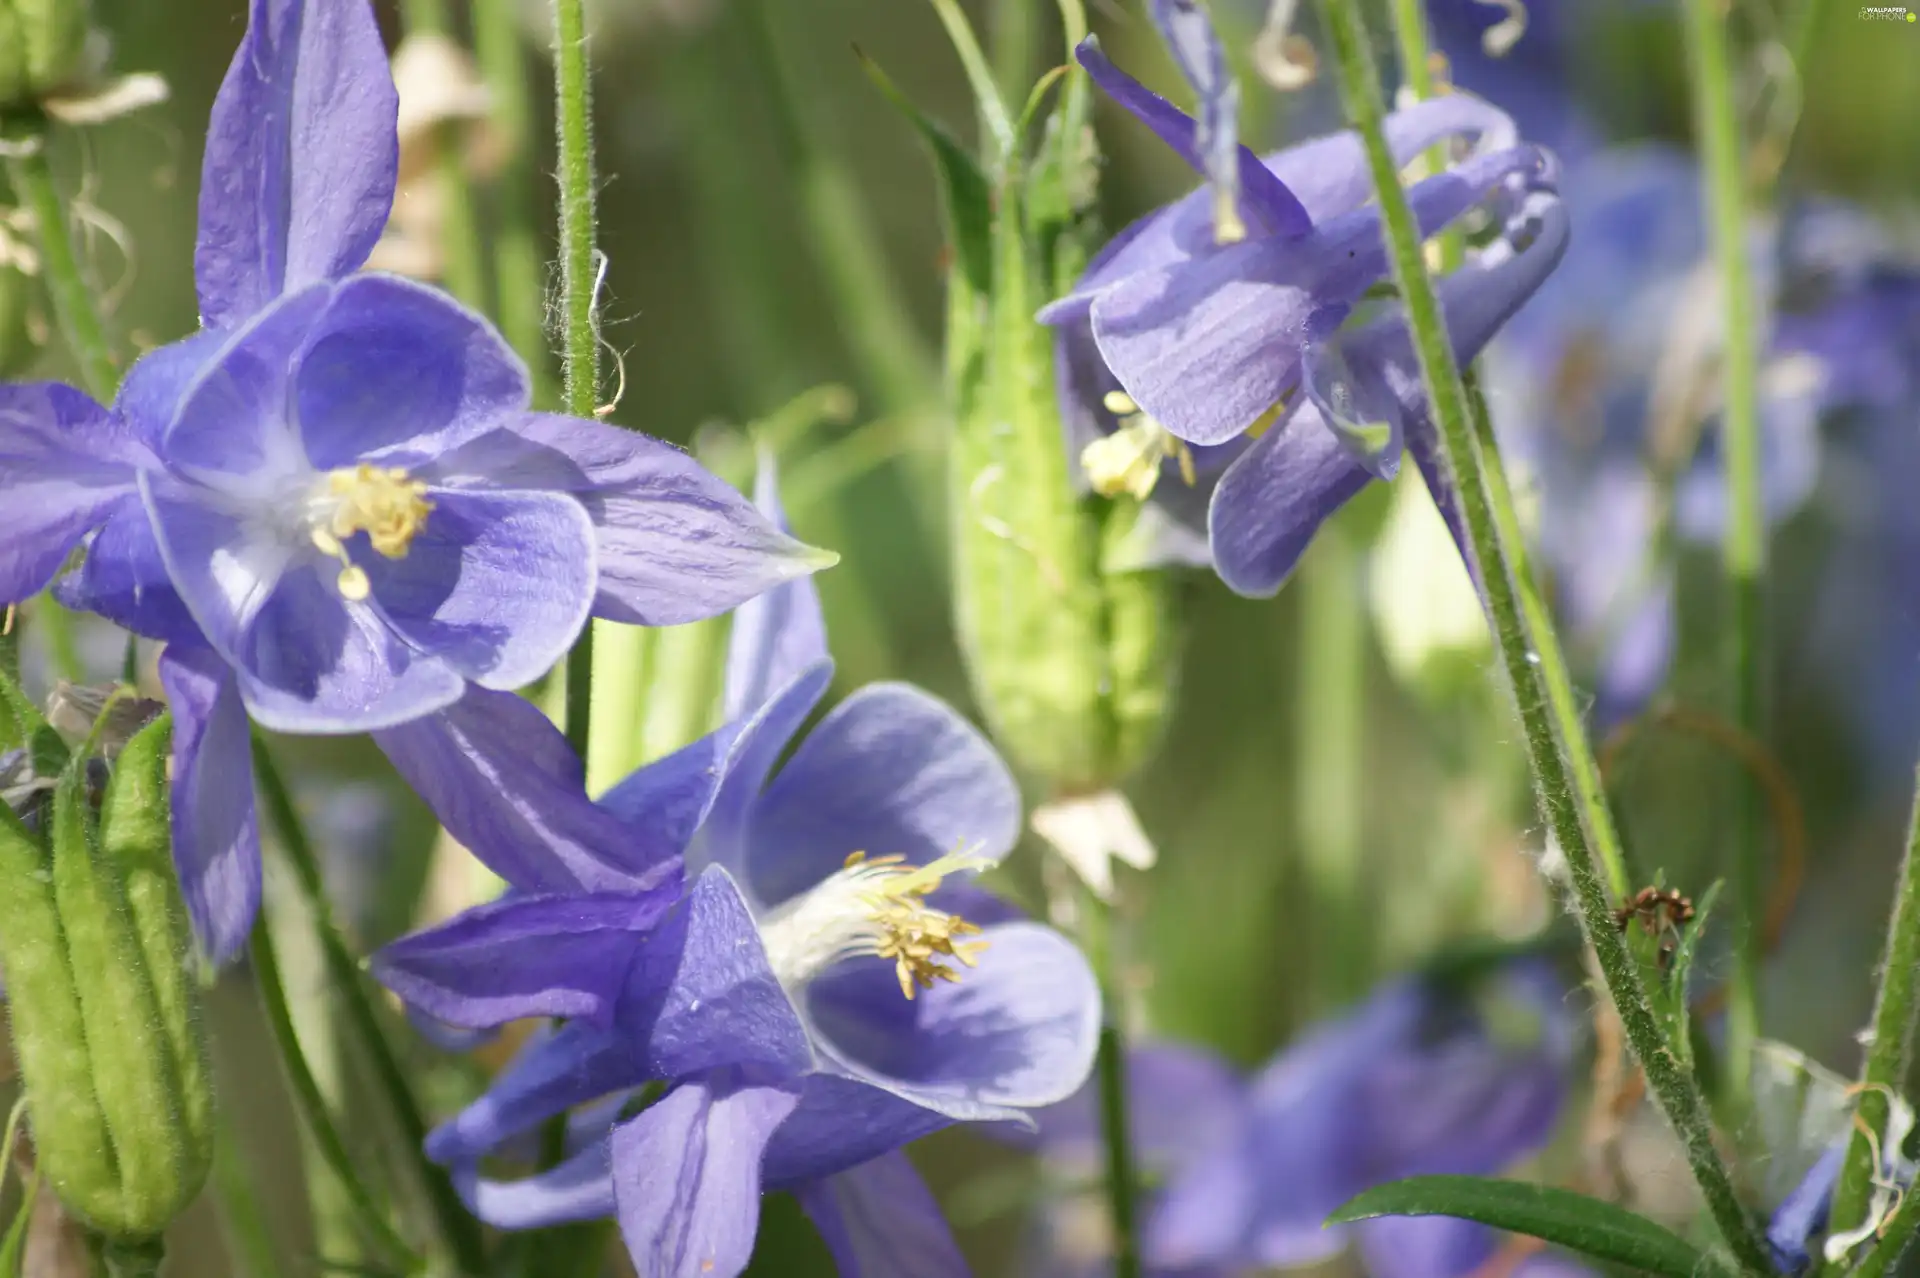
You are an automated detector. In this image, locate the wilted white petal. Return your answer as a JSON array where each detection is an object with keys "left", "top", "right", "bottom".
[{"left": 1031, "top": 791, "right": 1157, "bottom": 901}]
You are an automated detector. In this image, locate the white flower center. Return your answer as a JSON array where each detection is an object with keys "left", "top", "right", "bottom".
[
  {"left": 304, "top": 463, "right": 434, "bottom": 600},
  {"left": 1080, "top": 392, "right": 1198, "bottom": 501},
  {"left": 758, "top": 851, "right": 990, "bottom": 1000}
]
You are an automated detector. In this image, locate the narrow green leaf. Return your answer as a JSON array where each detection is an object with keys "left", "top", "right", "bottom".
[
  {"left": 0, "top": 1175, "right": 37, "bottom": 1277},
  {"left": 1329, "top": 1176, "right": 1731, "bottom": 1278},
  {"left": 857, "top": 50, "right": 994, "bottom": 297},
  {"left": 0, "top": 664, "right": 45, "bottom": 756},
  {"left": 1656, "top": 880, "right": 1722, "bottom": 1070}
]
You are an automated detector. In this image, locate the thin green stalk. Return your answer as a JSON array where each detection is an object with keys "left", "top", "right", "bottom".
[
  {"left": 1682, "top": 0, "right": 1766, "bottom": 1109},
  {"left": 473, "top": 0, "right": 557, "bottom": 405},
  {"left": 1096, "top": 1022, "right": 1141, "bottom": 1278},
  {"left": 252, "top": 738, "right": 488, "bottom": 1273},
  {"left": 990, "top": 0, "right": 1036, "bottom": 112},
  {"left": 1296, "top": 525, "right": 1368, "bottom": 1010},
  {"left": 1826, "top": 765, "right": 1920, "bottom": 1262},
  {"left": 248, "top": 916, "right": 417, "bottom": 1269},
  {"left": 1313, "top": 2, "right": 1771, "bottom": 1272},
  {"left": 551, "top": 0, "right": 601, "bottom": 760},
  {"left": 401, "top": 0, "right": 488, "bottom": 311},
  {"left": 1384, "top": 0, "right": 1460, "bottom": 273},
  {"left": 3, "top": 119, "right": 116, "bottom": 398}
]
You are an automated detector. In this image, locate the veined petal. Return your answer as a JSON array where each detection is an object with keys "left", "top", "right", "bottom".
[
  {"left": 157, "top": 645, "right": 262, "bottom": 966},
  {"left": 724, "top": 456, "right": 829, "bottom": 720},
  {"left": 196, "top": 0, "right": 399, "bottom": 327},
  {"left": 57, "top": 499, "right": 199, "bottom": 644},
  {"left": 612, "top": 1076, "right": 801, "bottom": 1278},
  {"left": 797, "top": 1151, "right": 970, "bottom": 1278},
  {"left": 295, "top": 274, "right": 530, "bottom": 468},
  {"left": 430, "top": 413, "right": 833, "bottom": 626},
  {"left": 1207, "top": 404, "right": 1373, "bottom": 598},
  {"left": 427, "top": 1021, "right": 640, "bottom": 1165},
  {"left": 373, "top": 687, "right": 662, "bottom": 892},
  {"left": 0, "top": 382, "right": 145, "bottom": 602},
  {"left": 460, "top": 1140, "right": 616, "bottom": 1231},
  {"left": 1266, "top": 93, "right": 1520, "bottom": 224},
  {"left": 807, "top": 921, "right": 1101, "bottom": 1116},
  {"left": 596, "top": 720, "right": 745, "bottom": 862},
  {"left": 114, "top": 331, "right": 226, "bottom": 451},
  {"left": 163, "top": 283, "right": 332, "bottom": 479},
  {"left": 1074, "top": 38, "right": 1308, "bottom": 240},
  {"left": 360, "top": 488, "right": 594, "bottom": 691},
  {"left": 371, "top": 890, "right": 672, "bottom": 1030},
  {"left": 743, "top": 683, "right": 1020, "bottom": 910},
  {"left": 1150, "top": 0, "right": 1244, "bottom": 241},
  {"left": 695, "top": 661, "right": 835, "bottom": 884},
  {"left": 762, "top": 1074, "right": 954, "bottom": 1188}
]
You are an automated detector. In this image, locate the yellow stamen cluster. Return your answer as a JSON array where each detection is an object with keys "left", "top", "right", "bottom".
[
  {"left": 308, "top": 464, "right": 434, "bottom": 601},
  {"left": 1080, "top": 392, "right": 1198, "bottom": 501},
  {"left": 841, "top": 852, "right": 989, "bottom": 1000}
]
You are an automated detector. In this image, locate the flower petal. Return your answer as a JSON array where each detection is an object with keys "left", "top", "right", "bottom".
[
  {"left": 695, "top": 661, "right": 835, "bottom": 885},
  {"left": 427, "top": 1021, "right": 640, "bottom": 1164},
  {"left": 1034, "top": 1040, "right": 1244, "bottom": 1172},
  {"left": 807, "top": 921, "right": 1101, "bottom": 1117},
  {"left": 196, "top": 0, "right": 398, "bottom": 328},
  {"left": 1265, "top": 93, "right": 1520, "bottom": 224},
  {"left": 1074, "top": 38, "right": 1308, "bottom": 239},
  {"left": 295, "top": 274, "right": 530, "bottom": 468},
  {"left": 460, "top": 1140, "right": 616, "bottom": 1231},
  {"left": 57, "top": 499, "right": 199, "bottom": 644},
  {"left": 1358, "top": 1215, "right": 1500, "bottom": 1278},
  {"left": 360, "top": 487, "right": 594, "bottom": 691},
  {"left": 595, "top": 721, "right": 744, "bottom": 860},
  {"left": 157, "top": 644, "right": 261, "bottom": 966},
  {"left": 163, "top": 283, "right": 332, "bottom": 479},
  {"left": 1207, "top": 405, "right": 1373, "bottom": 598},
  {"left": 612, "top": 1076, "right": 801, "bottom": 1278},
  {"left": 743, "top": 683, "right": 1020, "bottom": 909},
  {"left": 371, "top": 890, "right": 672, "bottom": 1030},
  {"left": 374, "top": 687, "right": 663, "bottom": 892},
  {"left": 114, "top": 331, "right": 227, "bottom": 450},
  {"left": 430, "top": 413, "right": 833, "bottom": 626},
  {"left": 796, "top": 1151, "right": 969, "bottom": 1278},
  {"left": 762, "top": 1074, "right": 953, "bottom": 1188},
  {"left": 0, "top": 382, "right": 143, "bottom": 602},
  {"left": 724, "top": 456, "right": 829, "bottom": 720}
]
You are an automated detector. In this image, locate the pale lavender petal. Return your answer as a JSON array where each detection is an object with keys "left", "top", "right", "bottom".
[
  {"left": 696, "top": 662, "right": 834, "bottom": 885},
  {"left": 461, "top": 1140, "right": 615, "bottom": 1230},
  {"left": 0, "top": 382, "right": 144, "bottom": 602},
  {"left": 158, "top": 645, "right": 261, "bottom": 965},
  {"left": 1265, "top": 94, "right": 1519, "bottom": 223},
  {"left": 374, "top": 687, "right": 663, "bottom": 892},
  {"left": 1358, "top": 1216, "right": 1500, "bottom": 1278},
  {"left": 360, "top": 488, "right": 594, "bottom": 691},
  {"left": 1034, "top": 1040, "right": 1243, "bottom": 1172},
  {"left": 1207, "top": 405, "right": 1373, "bottom": 598},
  {"left": 807, "top": 921, "right": 1101, "bottom": 1117},
  {"left": 430, "top": 413, "right": 830, "bottom": 626},
  {"left": 1073, "top": 39, "right": 1308, "bottom": 239},
  {"left": 797, "top": 1151, "right": 970, "bottom": 1278},
  {"left": 723, "top": 457, "right": 829, "bottom": 719},
  {"left": 196, "top": 0, "right": 398, "bottom": 327},
  {"left": 1150, "top": 0, "right": 1242, "bottom": 240},
  {"left": 743, "top": 683, "right": 1020, "bottom": 909},
  {"left": 612, "top": 1076, "right": 802, "bottom": 1278},
  {"left": 595, "top": 721, "right": 744, "bottom": 860},
  {"left": 371, "top": 891, "right": 672, "bottom": 1029},
  {"left": 295, "top": 274, "right": 530, "bottom": 467},
  {"left": 427, "top": 1021, "right": 639, "bottom": 1164},
  {"left": 57, "top": 500, "right": 199, "bottom": 644},
  {"left": 163, "top": 283, "right": 331, "bottom": 478},
  {"left": 763, "top": 1074, "right": 953, "bottom": 1188},
  {"left": 114, "top": 331, "right": 226, "bottom": 450}
]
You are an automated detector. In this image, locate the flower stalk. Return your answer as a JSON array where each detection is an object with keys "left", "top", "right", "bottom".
[
  {"left": 2, "top": 114, "right": 116, "bottom": 398},
  {"left": 1681, "top": 0, "right": 1767, "bottom": 1113},
  {"left": 1313, "top": 0, "right": 1772, "bottom": 1271}
]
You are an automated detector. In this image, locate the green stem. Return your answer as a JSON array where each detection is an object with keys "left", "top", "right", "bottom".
[
  {"left": 1384, "top": 0, "right": 1461, "bottom": 274},
  {"left": 990, "top": 0, "right": 1036, "bottom": 112},
  {"left": 1827, "top": 764, "right": 1920, "bottom": 1261},
  {"left": 1296, "top": 525, "right": 1369, "bottom": 1010},
  {"left": 401, "top": 0, "right": 489, "bottom": 311},
  {"left": 1085, "top": 896, "right": 1141, "bottom": 1278},
  {"left": 473, "top": 0, "right": 558, "bottom": 406},
  {"left": 1682, "top": 0, "right": 1766, "bottom": 1110},
  {"left": 249, "top": 915, "right": 417, "bottom": 1269},
  {"left": 1313, "top": 2, "right": 1770, "bottom": 1272},
  {"left": 95, "top": 1237, "right": 166, "bottom": 1278},
  {"left": 551, "top": 0, "right": 600, "bottom": 761},
  {"left": 3, "top": 119, "right": 117, "bottom": 398},
  {"left": 251, "top": 738, "right": 488, "bottom": 1274}
]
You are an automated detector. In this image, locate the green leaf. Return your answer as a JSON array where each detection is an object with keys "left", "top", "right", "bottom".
[
  {"left": 1329, "top": 1176, "right": 1731, "bottom": 1278},
  {"left": 0, "top": 664, "right": 43, "bottom": 755},
  {"left": 1655, "top": 880, "right": 1722, "bottom": 1070},
  {"left": 0, "top": 1174, "right": 35, "bottom": 1278},
  {"left": 857, "top": 50, "right": 993, "bottom": 297}
]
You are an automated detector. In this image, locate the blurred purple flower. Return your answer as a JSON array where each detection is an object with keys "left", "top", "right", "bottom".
[
  {"left": 1041, "top": 2, "right": 1567, "bottom": 589},
  {"left": 0, "top": 0, "right": 823, "bottom": 963},
  {"left": 372, "top": 465, "right": 1100, "bottom": 1278},
  {"left": 1139, "top": 964, "right": 1575, "bottom": 1278}
]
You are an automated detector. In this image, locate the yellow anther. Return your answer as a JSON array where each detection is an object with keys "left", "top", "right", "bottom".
[
  {"left": 1081, "top": 413, "right": 1197, "bottom": 502},
  {"left": 842, "top": 850, "right": 990, "bottom": 1001},
  {"left": 1212, "top": 190, "right": 1247, "bottom": 246},
  {"left": 326, "top": 463, "right": 434, "bottom": 559},
  {"left": 336, "top": 565, "right": 371, "bottom": 602}
]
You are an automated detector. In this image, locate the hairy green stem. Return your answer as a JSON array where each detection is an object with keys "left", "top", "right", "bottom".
[
  {"left": 401, "top": 0, "right": 489, "bottom": 310},
  {"left": 1384, "top": 0, "right": 1460, "bottom": 274},
  {"left": 551, "top": 0, "right": 601, "bottom": 759},
  {"left": 1314, "top": 2, "right": 1770, "bottom": 1270},
  {"left": 473, "top": 0, "right": 558, "bottom": 406},
  {"left": 249, "top": 915, "right": 416, "bottom": 1269},
  {"left": 252, "top": 739, "right": 488, "bottom": 1273},
  {"left": 3, "top": 119, "right": 117, "bottom": 398},
  {"left": 1827, "top": 764, "right": 1920, "bottom": 1261},
  {"left": 1682, "top": 0, "right": 1766, "bottom": 1109}
]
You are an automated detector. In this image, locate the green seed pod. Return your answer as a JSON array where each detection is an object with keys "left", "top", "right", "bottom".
[
  {"left": 0, "top": 0, "right": 91, "bottom": 106},
  {"left": 0, "top": 706, "right": 212, "bottom": 1244}
]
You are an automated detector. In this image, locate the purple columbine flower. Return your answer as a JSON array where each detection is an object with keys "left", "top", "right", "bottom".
[
  {"left": 1140, "top": 964, "right": 1575, "bottom": 1278},
  {"left": 370, "top": 465, "right": 1101, "bottom": 1278},
  {"left": 0, "top": 0, "right": 823, "bottom": 962},
  {"left": 1040, "top": 0, "right": 1567, "bottom": 588}
]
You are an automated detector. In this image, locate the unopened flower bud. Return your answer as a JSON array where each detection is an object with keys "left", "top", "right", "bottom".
[
  {"left": 0, "top": 0, "right": 92, "bottom": 106},
  {"left": 0, "top": 689, "right": 212, "bottom": 1245}
]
